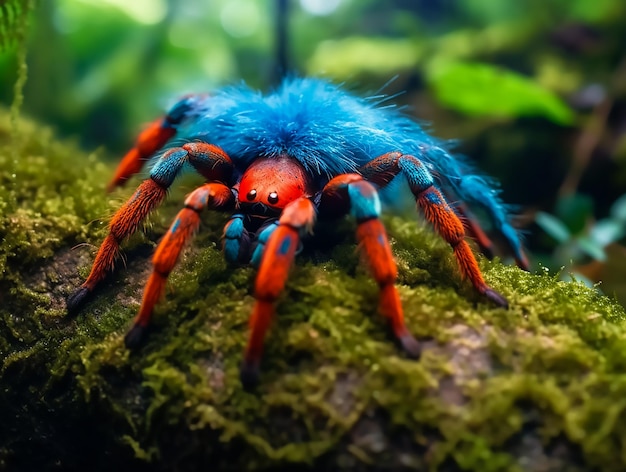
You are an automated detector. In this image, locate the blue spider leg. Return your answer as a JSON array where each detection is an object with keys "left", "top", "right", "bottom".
[
  {"left": 250, "top": 220, "right": 280, "bottom": 268},
  {"left": 67, "top": 142, "right": 233, "bottom": 315},
  {"left": 223, "top": 214, "right": 247, "bottom": 263},
  {"left": 318, "top": 173, "right": 421, "bottom": 358},
  {"left": 222, "top": 217, "right": 280, "bottom": 267},
  {"left": 418, "top": 146, "right": 528, "bottom": 270},
  {"left": 359, "top": 152, "right": 508, "bottom": 308},
  {"left": 108, "top": 94, "right": 206, "bottom": 191},
  {"left": 125, "top": 182, "right": 236, "bottom": 347}
]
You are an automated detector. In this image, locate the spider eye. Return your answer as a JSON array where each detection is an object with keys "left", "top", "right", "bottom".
[
  {"left": 246, "top": 189, "right": 257, "bottom": 201},
  {"left": 268, "top": 192, "right": 279, "bottom": 204}
]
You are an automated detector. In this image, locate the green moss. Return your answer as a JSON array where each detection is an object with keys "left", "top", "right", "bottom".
[{"left": 1, "top": 111, "right": 625, "bottom": 471}]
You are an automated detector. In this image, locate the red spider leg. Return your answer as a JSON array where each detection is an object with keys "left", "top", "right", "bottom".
[
  {"left": 67, "top": 143, "right": 233, "bottom": 315},
  {"left": 125, "top": 183, "right": 235, "bottom": 347},
  {"left": 457, "top": 202, "right": 530, "bottom": 270},
  {"left": 360, "top": 152, "right": 508, "bottom": 308},
  {"left": 107, "top": 95, "right": 204, "bottom": 191},
  {"left": 107, "top": 119, "right": 175, "bottom": 192},
  {"left": 240, "top": 197, "right": 316, "bottom": 389},
  {"left": 455, "top": 203, "right": 496, "bottom": 260},
  {"left": 320, "top": 174, "right": 421, "bottom": 357}
]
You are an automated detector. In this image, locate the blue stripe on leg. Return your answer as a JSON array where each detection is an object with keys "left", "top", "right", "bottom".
[
  {"left": 398, "top": 156, "right": 434, "bottom": 192},
  {"left": 251, "top": 221, "right": 279, "bottom": 268},
  {"left": 347, "top": 182, "right": 381, "bottom": 221},
  {"left": 419, "top": 147, "right": 527, "bottom": 268},
  {"left": 150, "top": 148, "right": 189, "bottom": 187},
  {"left": 223, "top": 214, "right": 245, "bottom": 263}
]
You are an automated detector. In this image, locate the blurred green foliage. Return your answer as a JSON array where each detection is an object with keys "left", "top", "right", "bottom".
[
  {"left": 536, "top": 194, "right": 626, "bottom": 264},
  {"left": 425, "top": 61, "right": 575, "bottom": 125},
  {"left": 0, "top": 0, "right": 625, "bottom": 303},
  {"left": 0, "top": 0, "right": 31, "bottom": 52}
]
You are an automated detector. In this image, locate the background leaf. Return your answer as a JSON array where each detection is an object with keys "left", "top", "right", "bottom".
[
  {"left": 425, "top": 61, "right": 576, "bottom": 125},
  {"left": 535, "top": 211, "right": 572, "bottom": 243},
  {"left": 610, "top": 194, "right": 626, "bottom": 223},
  {"left": 555, "top": 193, "right": 594, "bottom": 234},
  {"left": 590, "top": 220, "right": 626, "bottom": 247},
  {"left": 577, "top": 236, "right": 607, "bottom": 261}
]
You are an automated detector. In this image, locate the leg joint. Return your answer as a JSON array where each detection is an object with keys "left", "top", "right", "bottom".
[
  {"left": 164, "top": 95, "right": 203, "bottom": 125},
  {"left": 149, "top": 148, "right": 189, "bottom": 187},
  {"left": 397, "top": 155, "right": 434, "bottom": 195},
  {"left": 347, "top": 180, "right": 381, "bottom": 221},
  {"left": 183, "top": 142, "right": 233, "bottom": 182}
]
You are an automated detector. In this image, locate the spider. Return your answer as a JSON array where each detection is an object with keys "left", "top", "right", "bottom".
[{"left": 67, "top": 78, "right": 528, "bottom": 388}]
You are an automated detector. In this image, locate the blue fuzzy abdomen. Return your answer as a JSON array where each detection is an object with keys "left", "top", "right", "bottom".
[{"left": 173, "top": 78, "right": 441, "bottom": 181}]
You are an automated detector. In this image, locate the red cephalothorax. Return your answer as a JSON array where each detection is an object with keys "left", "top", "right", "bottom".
[
  {"left": 66, "top": 79, "right": 526, "bottom": 389},
  {"left": 237, "top": 155, "right": 313, "bottom": 211}
]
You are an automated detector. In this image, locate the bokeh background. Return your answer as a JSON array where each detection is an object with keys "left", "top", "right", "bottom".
[{"left": 1, "top": 0, "right": 625, "bottom": 303}]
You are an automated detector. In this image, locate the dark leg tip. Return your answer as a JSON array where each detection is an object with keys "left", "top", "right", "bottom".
[
  {"left": 240, "top": 360, "right": 260, "bottom": 391},
  {"left": 515, "top": 252, "right": 531, "bottom": 272},
  {"left": 398, "top": 332, "right": 422, "bottom": 359},
  {"left": 484, "top": 288, "right": 509, "bottom": 310},
  {"left": 482, "top": 245, "right": 495, "bottom": 261},
  {"left": 124, "top": 324, "right": 147, "bottom": 349},
  {"left": 66, "top": 287, "right": 91, "bottom": 316}
]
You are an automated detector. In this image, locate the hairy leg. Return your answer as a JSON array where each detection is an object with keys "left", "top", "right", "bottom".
[
  {"left": 67, "top": 143, "right": 232, "bottom": 314},
  {"left": 125, "top": 182, "right": 235, "bottom": 346},
  {"left": 361, "top": 151, "right": 528, "bottom": 270},
  {"left": 320, "top": 174, "right": 421, "bottom": 357},
  {"left": 240, "top": 198, "right": 316, "bottom": 389},
  {"left": 107, "top": 94, "right": 206, "bottom": 191},
  {"left": 359, "top": 152, "right": 508, "bottom": 307}
]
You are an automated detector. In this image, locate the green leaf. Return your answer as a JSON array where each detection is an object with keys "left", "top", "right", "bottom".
[
  {"left": 610, "top": 194, "right": 626, "bottom": 223},
  {"left": 555, "top": 194, "right": 594, "bottom": 235},
  {"left": 425, "top": 61, "right": 576, "bottom": 125},
  {"left": 535, "top": 212, "right": 571, "bottom": 243},
  {"left": 590, "top": 220, "right": 626, "bottom": 247},
  {"left": 576, "top": 236, "right": 607, "bottom": 262},
  {"left": 567, "top": 0, "right": 624, "bottom": 22},
  {"left": 307, "top": 37, "right": 418, "bottom": 79}
]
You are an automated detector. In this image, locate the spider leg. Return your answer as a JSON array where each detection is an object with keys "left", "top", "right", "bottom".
[
  {"left": 67, "top": 143, "right": 233, "bottom": 315},
  {"left": 108, "top": 95, "right": 204, "bottom": 191},
  {"left": 222, "top": 214, "right": 249, "bottom": 264},
  {"left": 416, "top": 146, "right": 529, "bottom": 270},
  {"left": 125, "top": 182, "right": 235, "bottom": 347},
  {"left": 455, "top": 202, "right": 496, "bottom": 260},
  {"left": 319, "top": 174, "right": 421, "bottom": 358},
  {"left": 240, "top": 198, "right": 315, "bottom": 389},
  {"left": 360, "top": 152, "right": 508, "bottom": 308},
  {"left": 250, "top": 221, "right": 280, "bottom": 268}
]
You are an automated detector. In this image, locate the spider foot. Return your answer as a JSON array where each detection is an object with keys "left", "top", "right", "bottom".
[
  {"left": 66, "top": 287, "right": 91, "bottom": 316},
  {"left": 124, "top": 323, "right": 147, "bottom": 349},
  {"left": 240, "top": 360, "right": 260, "bottom": 391},
  {"left": 398, "top": 332, "right": 421, "bottom": 359},
  {"left": 483, "top": 287, "right": 509, "bottom": 309}
]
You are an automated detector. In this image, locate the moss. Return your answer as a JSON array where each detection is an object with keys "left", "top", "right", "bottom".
[{"left": 1, "top": 110, "right": 626, "bottom": 471}]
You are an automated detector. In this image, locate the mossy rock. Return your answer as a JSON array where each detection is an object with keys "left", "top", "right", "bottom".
[{"left": 1, "top": 111, "right": 625, "bottom": 472}]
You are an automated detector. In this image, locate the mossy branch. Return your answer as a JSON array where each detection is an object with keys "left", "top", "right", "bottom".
[{"left": 1, "top": 111, "right": 626, "bottom": 471}]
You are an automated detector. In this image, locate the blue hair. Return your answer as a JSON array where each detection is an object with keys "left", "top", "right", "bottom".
[{"left": 170, "top": 77, "right": 521, "bottom": 255}]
